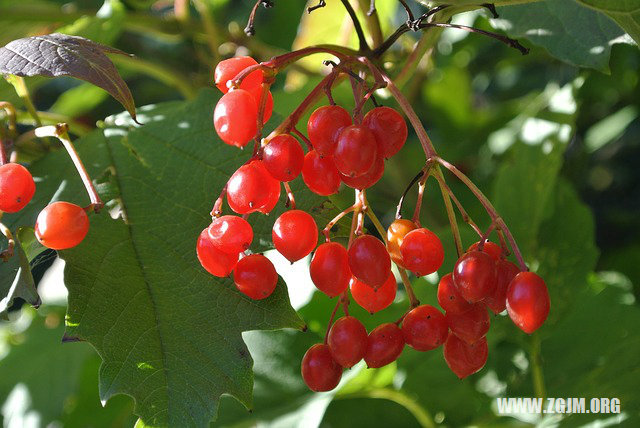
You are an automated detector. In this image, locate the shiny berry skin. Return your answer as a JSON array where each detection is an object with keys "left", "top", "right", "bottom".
[
  {"left": 226, "top": 161, "right": 272, "bottom": 214},
  {"left": 247, "top": 85, "right": 273, "bottom": 123},
  {"left": 254, "top": 161, "right": 281, "bottom": 214},
  {"left": 446, "top": 303, "right": 490, "bottom": 344},
  {"left": 506, "top": 272, "right": 550, "bottom": 334},
  {"left": 443, "top": 334, "right": 488, "bottom": 379},
  {"left": 468, "top": 240, "right": 503, "bottom": 262},
  {"left": 196, "top": 229, "right": 238, "bottom": 277},
  {"left": 0, "top": 163, "right": 36, "bottom": 213},
  {"left": 307, "top": 105, "right": 352, "bottom": 156},
  {"left": 452, "top": 251, "right": 497, "bottom": 303},
  {"left": 327, "top": 316, "right": 368, "bottom": 368},
  {"left": 214, "top": 89, "right": 258, "bottom": 148},
  {"left": 400, "top": 228, "right": 444, "bottom": 276},
  {"left": 262, "top": 134, "right": 304, "bottom": 182},
  {"left": 386, "top": 219, "right": 417, "bottom": 268},
  {"left": 364, "top": 323, "right": 405, "bottom": 368},
  {"left": 401, "top": 305, "right": 448, "bottom": 351},
  {"left": 272, "top": 210, "right": 318, "bottom": 262},
  {"left": 362, "top": 106, "right": 407, "bottom": 159},
  {"left": 333, "top": 125, "right": 377, "bottom": 178},
  {"left": 35, "top": 202, "right": 90, "bottom": 250},
  {"left": 207, "top": 215, "right": 253, "bottom": 254},
  {"left": 214, "top": 56, "right": 262, "bottom": 93},
  {"left": 486, "top": 259, "right": 520, "bottom": 314},
  {"left": 348, "top": 235, "right": 391, "bottom": 289},
  {"left": 350, "top": 274, "right": 397, "bottom": 314},
  {"left": 437, "top": 273, "right": 472, "bottom": 314},
  {"left": 301, "top": 344, "right": 342, "bottom": 392},
  {"left": 301, "top": 150, "right": 341, "bottom": 196},
  {"left": 233, "top": 254, "right": 278, "bottom": 300},
  {"left": 340, "top": 153, "right": 384, "bottom": 190},
  {"left": 309, "top": 242, "right": 351, "bottom": 297}
]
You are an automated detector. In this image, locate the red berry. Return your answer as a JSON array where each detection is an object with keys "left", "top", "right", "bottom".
[
  {"left": 364, "top": 323, "right": 405, "bottom": 368},
  {"left": 233, "top": 254, "right": 278, "bottom": 300},
  {"left": 468, "top": 240, "right": 503, "bottom": 262},
  {"left": 401, "top": 305, "right": 448, "bottom": 351},
  {"left": 301, "top": 150, "right": 341, "bottom": 196},
  {"left": 486, "top": 259, "right": 520, "bottom": 314},
  {"left": 400, "top": 228, "right": 444, "bottom": 276},
  {"left": 340, "top": 153, "right": 384, "bottom": 190},
  {"left": 35, "top": 202, "right": 89, "bottom": 250},
  {"left": 446, "top": 303, "right": 490, "bottom": 345},
  {"left": 301, "top": 344, "right": 342, "bottom": 392},
  {"left": 226, "top": 161, "right": 272, "bottom": 214},
  {"left": 437, "top": 273, "right": 472, "bottom": 314},
  {"left": 0, "top": 163, "right": 36, "bottom": 213},
  {"left": 196, "top": 228, "right": 238, "bottom": 277},
  {"left": 272, "top": 210, "right": 318, "bottom": 262},
  {"left": 350, "top": 273, "right": 397, "bottom": 314},
  {"left": 214, "top": 56, "right": 262, "bottom": 93},
  {"left": 247, "top": 85, "right": 273, "bottom": 123},
  {"left": 307, "top": 105, "right": 352, "bottom": 156},
  {"left": 443, "top": 333, "right": 488, "bottom": 379},
  {"left": 362, "top": 106, "right": 407, "bottom": 159},
  {"left": 506, "top": 272, "right": 550, "bottom": 334},
  {"left": 348, "top": 235, "right": 391, "bottom": 289},
  {"left": 333, "top": 125, "right": 377, "bottom": 178},
  {"left": 254, "top": 161, "right": 281, "bottom": 214},
  {"left": 386, "top": 219, "right": 417, "bottom": 268},
  {"left": 327, "top": 316, "right": 368, "bottom": 368},
  {"left": 262, "top": 134, "right": 304, "bottom": 182},
  {"left": 214, "top": 89, "right": 258, "bottom": 148},
  {"left": 453, "top": 251, "right": 497, "bottom": 303},
  {"left": 207, "top": 215, "right": 253, "bottom": 254},
  {"left": 309, "top": 242, "right": 351, "bottom": 297}
]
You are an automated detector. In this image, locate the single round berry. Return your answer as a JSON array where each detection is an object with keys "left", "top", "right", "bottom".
[
  {"left": 309, "top": 242, "right": 351, "bottom": 297},
  {"left": 446, "top": 303, "right": 490, "bottom": 345},
  {"left": 437, "top": 273, "right": 472, "bottom": 314},
  {"left": 468, "top": 240, "right": 503, "bottom": 262},
  {"left": 196, "top": 228, "right": 238, "bottom": 277},
  {"left": 262, "top": 134, "right": 305, "bottom": 182},
  {"left": 214, "top": 56, "right": 262, "bottom": 93},
  {"left": 362, "top": 106, "right": 407, "bottom": 159},
  {"left": 401, "top": 305, "right": 448, "bottom": 351},
  {"left": 486, "top": 259, "right": 520, "bottom": 314},
  {"left": 254, "top": 161, "right": 281, "bottom": 214},
  {"left": 207, "top": 215, "right": 253, "bottom": 254},
  {"left": 340, "top": 153, "right": 384, "bottom": 190},
  {"left": 364, "top": 323, "right": 405, "bottom": 368},
  {"left": 348, "top": 235, "right": 391, "bottom": 289},
  {"left": 233, "top": 254, "right": 278, "bottom": 300},
  {"left": 506, "top": 272, "right": 550, "bottom": 334},
  {"left": 247, "top": 85, "right": 273, "bottom": 123},
  {"left": 400, "top": 228, "right": 444, "bottom": 276},
  {"left": 333, "top": 125, "right": 377, "bottom": 178},
  {"left": 452, "top": 250, "right": 497, "bottom": 303},
  {"left": 0, "top": 163, "right": 36, "bottom": 213},
  {"left": 214, "top": 89, "right": 258, "bottom": 148},
  {"left": 226, "top": 161, "right": 272, "bottom": 214},
  {"left": 386, "top": 218, "right": 417, "bottom": 268},
  {"left": 35, "top": 202, "right": 90, "bottom": 250},
  {"left": 272, "top": 210, "right": 318, "bottom": 263},
  {"left": 327, "top": 316, "right": 368, "bottom": 368},
  {"left": 443, "top": 333, "right": 488, "bottom": 379},
  {"left": 350, "top": 273, "right": 397, "bottom": 314},
  {"left": 307, "top": 105, "right": 352, "bottom": 156},
  {"left": 301, "top": 150, "right": 341, "bottom": 196},
  {"left": 301, "top": 344, "right": 342, "bottom": 392}
]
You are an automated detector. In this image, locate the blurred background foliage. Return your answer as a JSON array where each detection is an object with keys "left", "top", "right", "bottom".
[{"left": 0, "top": 0, "right": 639, "bottom": 426}]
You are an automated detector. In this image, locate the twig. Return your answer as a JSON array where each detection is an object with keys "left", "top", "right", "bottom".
[
  {"left": 292, "top": 127, "right": 313, "bottom": 150},
  {"left": 283, "top": 182, "right": 296, "bottom": 209},
  {"left": 398, "top": 268, "right": 420, "bottom": 308},
  {"left": 430, "top": 170, "right": 483, "bottom": 237},
  {"left": 308, "top": 0, "right": 326, "bottom": 13},
  {"left": 340, "top": 0, "right": 371, "bottom": 53},
  {"left": 244, "top": 0, "right": 274, "bottom": 36},
  {"left": 0, "top": 219, "right": 15, "bottom": 262},
  {"left": 396, "top": 170, "right": 426, "bottom": 219},
  {"left": 323, "top": 204, "right": 358, "bottom": 242},
  {"left": 323, "top": 299, "right": 341, "bottom": 344}
]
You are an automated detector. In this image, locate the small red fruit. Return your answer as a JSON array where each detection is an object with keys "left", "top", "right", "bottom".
[
  {"left": 364, "top": 323, "right": 405, "bottom": 368},
  {"left": 309, "top": 242, "right": 351, "bottom": 297},
  {"left": 214, "top": 89, "right": 258, "bottom": 148},
  {"left": 362, "top": 106, "right": 407, "bottom": 159},
  {"left": 262, "top": 134, "right": 305, "bottom": 182},
  {"left": 214, "top": 56, "right": 262, "bottom": 93},
  {"left": 333, "top": 125, "right": 377, "bottom": 178},
  {"left": 443, "top": 333, "right": 488, "bottom": 379},
  {"left": 400, "top": 228, "right": 444, "bottom": 276},
  {"left": 254, "top": 161, "right": 281, "bottom": 214},
  {"left": 446, "top": 303, "right": 490, "bottom": 344},
  {"left": 467, "top": 240, "right": 503, "bottom": 262},
  {"left": 506, "top": 272, "right": 550, "bottom": 334},
  {"left": 0, "top": 163, "right": 36, "bottom": 213},
  {"left": 307, "top": 105, "right": 352, "bottom": 156},
  {"left": 233, "top": 254, "right": 278, "bottom": 300},
  {"left": 35, "top": 202, "right": 90, "bottom": 250},
  {"left": 327, "top": 316, "right": 368, "bottom": 368},
  {"left": 350, "top": 274, "right": 397, "bottom": 314},
  {"left": 437, "top": 273, "right": 472, "bottom": 314},
  {"left": 207, "top": 215, "right": 253, "bottom": 254},
  {"left": 348, "top": 235, "right": 391, "bottom": 289},
  {"left": 301, "top": 150, "right": 341, "bottom": 196},
  {"left": 386, "top": 218, "right": 417, "bottom": 268},
  {"left": 196, "top": 228, "right": 238, "bottom": 277},
  {"left": 226, "top": 162, "right": 273, "bottom": 214},
  {"left": 452, "top": 250, "right": 497, "bottom": 303},
  {"left": 340, "top": 154, "right": 384, "bottom": 190},
  {"left": 486, "top": 259, "right": 520, "bottom": 314},
  {"left": 401, "top": 305, "right": 448, "bottom": 351},
  {"left": 272, "top": 210, "right": 318, "bottom": 262},
  {"left": 301, "top": 344, "right": 342, "bottom": 392}
]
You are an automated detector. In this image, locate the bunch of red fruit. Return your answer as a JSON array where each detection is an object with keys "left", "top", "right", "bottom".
[{"left": 0, "top": 162, "right": 90, "bottom": 251}]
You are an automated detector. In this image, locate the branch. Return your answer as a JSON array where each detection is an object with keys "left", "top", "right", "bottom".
[{"left": 340, "top": 0, "right": 371, "bottom": 53}]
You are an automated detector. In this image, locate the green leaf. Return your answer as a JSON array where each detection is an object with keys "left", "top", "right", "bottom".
[
  {"left": 577, "top": 0, "right": 640, "bottom": 46},
  {"left": 0, "top": 229, "right": 40, "bottom": 319}
]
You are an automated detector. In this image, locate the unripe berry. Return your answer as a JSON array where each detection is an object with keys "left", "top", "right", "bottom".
[
  {"left": 233, "top": 254, "right": 278, "bottom": 300},
  {"left": 196, "top": 229, "right": 238, "bottom": 277},
  {"left": 309, "top": 242, "right": 351, "bottom": 297},
  {"left": 0, "top": 163, "right": 36, "bottom": 213},
  {"left": 364, "top": 323, "right": 405, "bottom": 368},
  {"left": 301, "top": 344, "right": 342, "bottom": 392},
  {"left": 35, "top": 202, "right": 90, "bottom": 250},
  {"left": 327, "top": 316, "right": 368, "bottom": 368},
  {"left": 386, "top": 219, "right": 417, "bottom": 268},
  {"left": 506, "top": 272, "right": 550, "bottom": 334},
  {"left": 401, "top": 305, "right": 448, "bottom": 351}
]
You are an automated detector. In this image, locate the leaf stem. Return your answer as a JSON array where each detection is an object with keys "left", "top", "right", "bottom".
[
  {"left": 530, "top": 332, "right": 546, "bottom": 403},
  {"left": 0, "top": 218, "right": 15, "bottom": 261},
  {"left": 5, "top": 76, "right": 42, "bottom": 126}
]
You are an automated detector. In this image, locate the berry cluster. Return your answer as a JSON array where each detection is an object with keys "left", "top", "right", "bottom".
[
  {"left": 202, "top": 56, "right": 551, "bottom": 391},
  {"left": 0, "top": 162, "right": 89, "bottom": 251}
]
